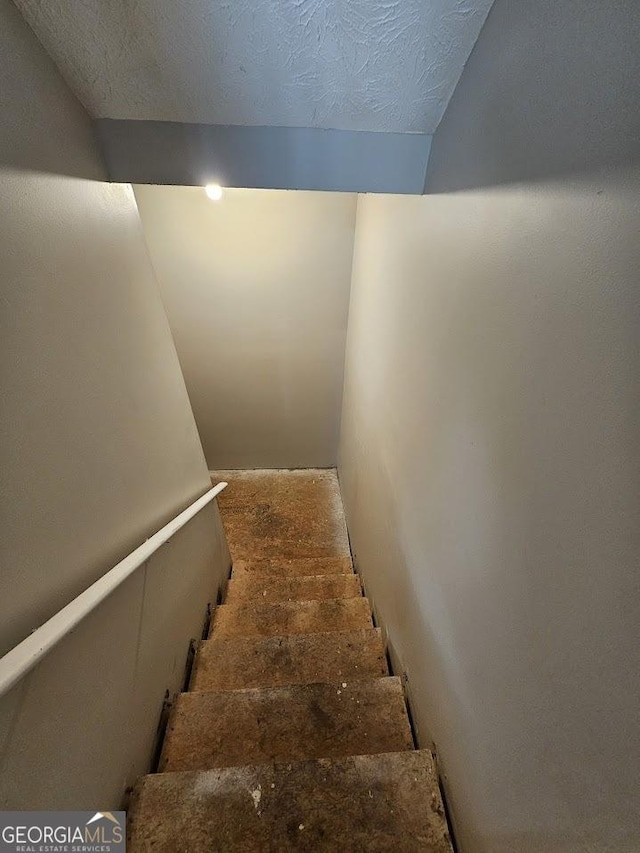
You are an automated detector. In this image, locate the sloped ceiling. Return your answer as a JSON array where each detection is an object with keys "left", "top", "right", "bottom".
[{"left": 15, "top": 0, "right": 493, "bottom": 133}]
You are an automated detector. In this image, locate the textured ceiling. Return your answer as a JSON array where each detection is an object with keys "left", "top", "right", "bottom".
[{"left": 15, "top": 0, "right": 493, "bottom": 133}]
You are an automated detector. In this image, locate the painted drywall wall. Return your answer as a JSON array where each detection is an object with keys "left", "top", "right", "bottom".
[
  {"left": 135, "top": 185, "right": 357, "bottom": 469},
  {"left": 0, "top": 0, "right": 230, "bottom": 809},
  {"left": 97, "top": 121, "right": 432, "bottom": 194},
  {"left": 339, "top": 2, "right": 640, "bottom": 851},
  {"left": 426, "top": 0, "right": 639, "bottom": 191}
]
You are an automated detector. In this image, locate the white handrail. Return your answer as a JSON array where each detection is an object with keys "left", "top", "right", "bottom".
[{"left": 0, "top": 481, "right": 228, "bottom": 698}]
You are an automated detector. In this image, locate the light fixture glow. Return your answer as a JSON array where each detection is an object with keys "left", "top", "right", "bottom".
[{"left": 205, "top": 183, "right": 223, "bottom": 201}]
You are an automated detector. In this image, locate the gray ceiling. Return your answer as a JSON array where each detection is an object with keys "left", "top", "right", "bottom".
[{"left": 16, "top": 0, "right": 493, "bottom": 133}]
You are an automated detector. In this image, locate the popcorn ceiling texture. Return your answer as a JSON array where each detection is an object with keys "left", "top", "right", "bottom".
[{"left": 15, "top": 0, "right": 494, "bottom": 132}]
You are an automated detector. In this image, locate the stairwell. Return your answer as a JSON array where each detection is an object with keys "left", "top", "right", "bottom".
[{"left": 127, "top": 469, "right": 453, "bottom": 851}]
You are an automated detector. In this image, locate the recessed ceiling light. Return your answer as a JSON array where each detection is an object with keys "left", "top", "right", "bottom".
[{"left": 205, "top": 183, "right": 223, "bottom": 201}]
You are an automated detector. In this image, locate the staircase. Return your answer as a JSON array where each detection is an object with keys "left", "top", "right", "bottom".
[{"left": 127, "top": 470, "right": 453, "bottom": 851}]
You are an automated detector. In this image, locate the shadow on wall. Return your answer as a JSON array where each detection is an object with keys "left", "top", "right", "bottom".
[
  {"left": 343, "top": 458, "right": 472, "bottom": 794},
  {"left": 339, "top": 168, "right": 640, "bottom": 851},
  {"left": 0, "top": 505, "right": 230, "bottom": 810},
  {"left": 0, "top": 2, "right": 105, "bottom": 180},
  {"left": 339, "top": 269, "right": 579, "bottom": 847},
  {"left": 425, "top": 0, "right": 640, "bottom": 193},
  {"left": 97, "top": 120, "right": 430, "bottom": 193}
]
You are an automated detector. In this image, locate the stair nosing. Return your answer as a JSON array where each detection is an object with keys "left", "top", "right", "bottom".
[
  {"left": 197, "top": 626, "right": 384, "bottom": 647},
  {"left": 224, "top": 574, "right": 363, "bottom": 602},
  {"left": 181, "top": 673, "right": 402, "bottom": 701},
  {"left": 214, "top": 595, "right": 370, "bottom": 609},
  {"left": 139, "top": 747, "right": 434, "bottom": 781},
  {"left": 226, "top": 573, "right": 362, "bottom": 583}
]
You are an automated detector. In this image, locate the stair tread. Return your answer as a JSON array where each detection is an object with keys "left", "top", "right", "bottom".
[
  {"left": 128, "top": 750, "right": 453, "bottom": 852},
  {"left": 232, "top": 555, "right": 354, "bottom": 578},
  {"left": 225, "top": 573, "right": 362, "bottom": 605},
  {"left": 191, "top": 628, "right": 388, "bottom": 691},
  {"left": 159, "top": 677, "right": 412, "bottom": 773},
  {"left": 212, "top": 469, "right": 351, "bottom": 560},
  {"left": 210, "top": 597, "right": 373, "bottom": 639}
]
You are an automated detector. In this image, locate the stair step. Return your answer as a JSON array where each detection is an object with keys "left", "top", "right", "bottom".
[
  {"left": 128, "top": 750, "right": 453, "bottom": 852},
  {"left": 191, "top": 629, "right": 388, "bottom": 691},
  {"left": 212, "top": 469, "right": 351, "bottom": 560},
  {"left": 159, "top": 677, "right": 412, "bottom": 773},
  {"left": 209, "top": 597, "right": 373, "bottom": 639},
  {"left": 232, "top": 555, "right": 353, "bottom": 578},
  {"left": 225, "top": 573, "right": 362, "bottom": 605}
]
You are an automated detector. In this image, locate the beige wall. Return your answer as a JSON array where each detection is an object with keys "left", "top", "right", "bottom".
[
  {"left": 0, "top": 1, "right": 229, "bottom": 808},
  {"left": 135, "top": 185, "right": 356, "bottom": 469},
  {"left": 339, "top": 2, "right": 640, "bottom": 851}
]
